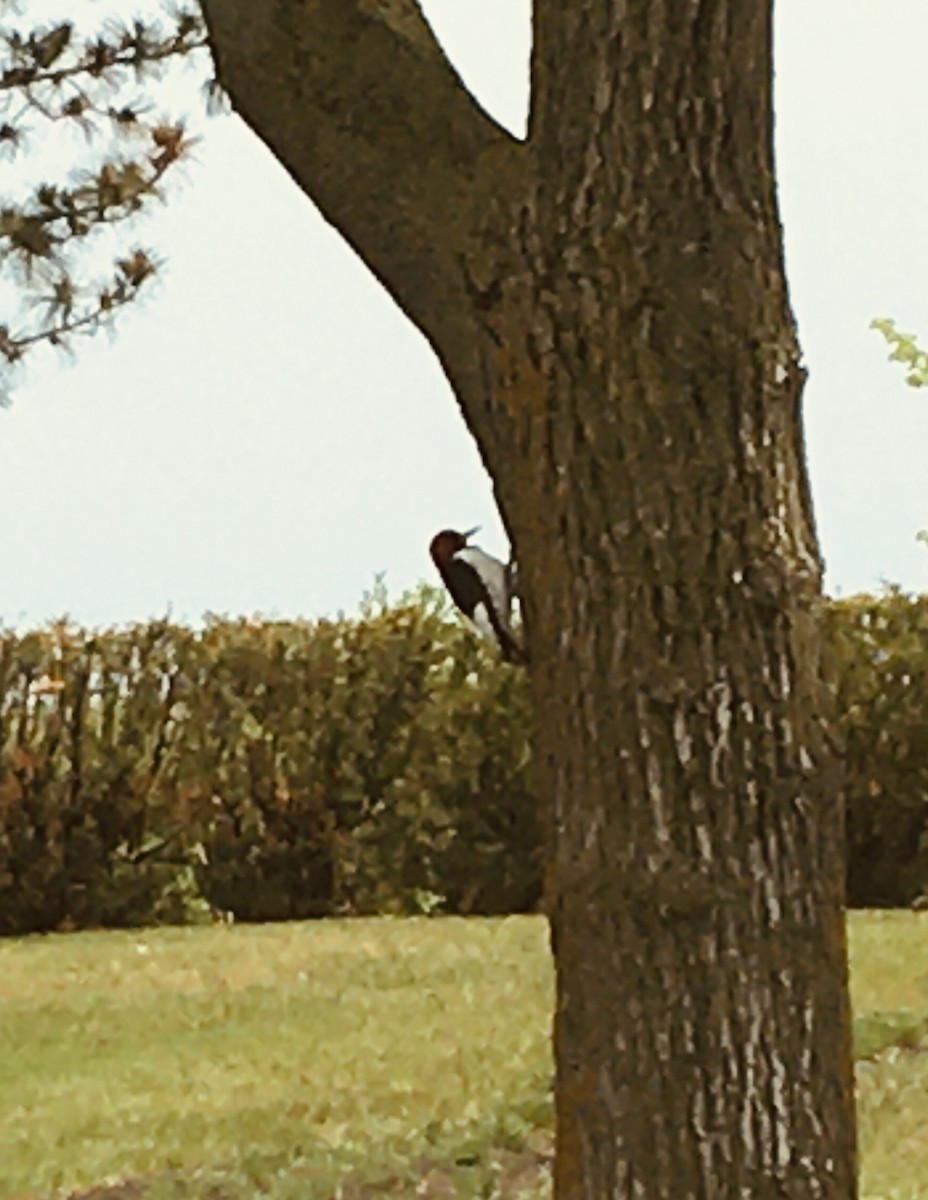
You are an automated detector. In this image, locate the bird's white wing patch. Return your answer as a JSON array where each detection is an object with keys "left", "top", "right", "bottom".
[
  {"left": 469, "top": 601, "right": 497, "bottom": 644},
  {"left": 455, "top": 546, "right": 510, "bottom": 618}
]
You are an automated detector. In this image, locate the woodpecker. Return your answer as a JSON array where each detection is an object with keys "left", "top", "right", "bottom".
[{"left": 429, "top": 527, "right": 526, "bottom": 664}]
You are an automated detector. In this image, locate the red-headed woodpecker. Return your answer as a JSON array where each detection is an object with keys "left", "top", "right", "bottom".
[{"left": 429, "top": 527, "right": 526, "bottom": 664}]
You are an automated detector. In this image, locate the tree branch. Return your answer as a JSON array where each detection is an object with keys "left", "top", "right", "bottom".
[{"left": 199, "top": 0, "right": 521, "bottom": 349}]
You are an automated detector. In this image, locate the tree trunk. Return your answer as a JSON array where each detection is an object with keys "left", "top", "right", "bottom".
[{"left": 201, "top": 2, "right": 857, "bottom": 1196}]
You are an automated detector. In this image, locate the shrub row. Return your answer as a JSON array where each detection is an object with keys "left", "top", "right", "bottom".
[
  {"left": 1, "top": 587, "right": 926, "bottom": 933},
  {"left": 825, "top": 590, "right": 928, "bottom": 907},
  {"left": 0, "top": 585, "right": 539, "bottom": 933}
]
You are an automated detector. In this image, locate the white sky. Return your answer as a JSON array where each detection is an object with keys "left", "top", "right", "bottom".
[{"left": 2, "top": 0, "right": 927, "bottom": 630}]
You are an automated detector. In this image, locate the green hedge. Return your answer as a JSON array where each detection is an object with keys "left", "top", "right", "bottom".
[
  {"left": 0, "top": 585, "right": 537, "bottom": 931},
  {"left": 826, "top": 590, "right": 928, "bottom": 908},
  {"left": 0, "top": 587, "right": 925, "bottom": 933},
  {"left": 0, "top": 620, "right": 200, "bottom": 933}
]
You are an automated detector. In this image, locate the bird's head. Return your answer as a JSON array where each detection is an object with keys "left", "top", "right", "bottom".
[{"left": 429, "top": 526, "right": 479, "bottom": 565}]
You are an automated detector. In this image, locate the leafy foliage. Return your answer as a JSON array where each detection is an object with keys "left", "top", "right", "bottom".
[
  {"left": 0, "top": 587, "right": 536, "bottom": 931},
  {"left": 825, "top": 590, "right": 928, "bottom": 907},
  {"left": 870, "top": 318, "right": 928, "bottom": 549},
  {"left": 0, "top": 2, "right": 210, "bottom": 403},
  {"left": 0, "top": 618, "right": 204, "bottom": 932},
  {"left": 870, "top": 317, "right": 928, "bottom": 388},
  {"left": 2, "top": 587, "right": 927, "bottom": 933}
]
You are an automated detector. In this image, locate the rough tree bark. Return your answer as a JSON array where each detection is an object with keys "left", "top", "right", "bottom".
[{"left": 200, "top": 2, "right": 857, "bottom": 1196}]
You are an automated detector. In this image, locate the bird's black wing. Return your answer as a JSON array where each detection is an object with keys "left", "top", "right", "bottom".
[{"left": 442, "top": 556, "right": 489, "bottom": 622}]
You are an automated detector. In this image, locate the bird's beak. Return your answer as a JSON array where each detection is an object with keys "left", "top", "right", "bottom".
[{"left": 462, "top": 525, "right": 480, "bottom": 540}]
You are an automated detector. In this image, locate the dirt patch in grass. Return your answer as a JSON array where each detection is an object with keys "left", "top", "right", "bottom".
[
  {"left": 55, "top": 1137, "right": 554, "bottom": 1200},
  {"left": 345, "top": 1137, "right": 553, "bottom": 1198},
  {"left": 61, "top": 1183, "right": 149, "bottom": 1200}
]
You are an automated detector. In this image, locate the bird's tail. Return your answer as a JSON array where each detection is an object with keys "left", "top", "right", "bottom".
[{"left": 499, "top": 626, "right": 529, "bottom": 666}]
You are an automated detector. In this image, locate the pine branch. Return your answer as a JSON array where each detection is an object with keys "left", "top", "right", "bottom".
[
  {"left": 0, "top": 4, "right": 212, "bottom": 402},
  {"left": 0, "top": 249, "right": 157, "bottom": 376},
  {"left": 2, "top": 122, "right": 194, "bottom": 261},
  {"left": 0, "top": 12, "right": 207, "bottom": 95}
]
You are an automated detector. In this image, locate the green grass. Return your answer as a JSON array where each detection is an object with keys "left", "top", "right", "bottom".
[
  {"left": 849, "top": 912, "right": 928, "bottom": 1199},
  {"left": 0, "top": 918, "right": 553, "bottom": 1200},
  {"left": 1, "top": 912, "right": 927, "bottom": 1200}
]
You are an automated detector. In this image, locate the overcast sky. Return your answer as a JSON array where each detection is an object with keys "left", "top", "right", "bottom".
[{"left": 2, "top": 0, "right": 927, "bottom": 630}]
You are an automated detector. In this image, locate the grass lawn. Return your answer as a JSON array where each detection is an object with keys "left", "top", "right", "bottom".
[{"left": 1, "top": 912, "right": 926, "bottom": 1200}]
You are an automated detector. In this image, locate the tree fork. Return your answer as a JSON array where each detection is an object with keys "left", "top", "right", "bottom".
[{"left": 201, "top": 1, "right": 857, "bottom": 1195}]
